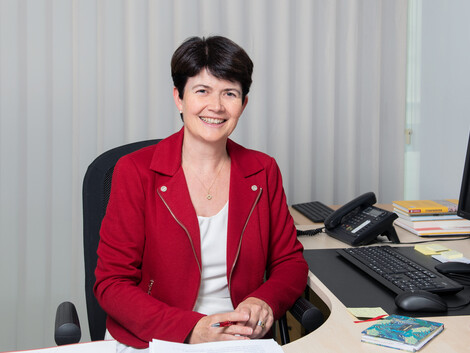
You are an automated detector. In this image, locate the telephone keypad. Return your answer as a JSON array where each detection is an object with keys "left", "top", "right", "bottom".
[
  {"left": 340, "top": 206, "right": 391, "bottom": 237},
  {"left": 342, "top": 210, "right": 373, "bottom": 236}
]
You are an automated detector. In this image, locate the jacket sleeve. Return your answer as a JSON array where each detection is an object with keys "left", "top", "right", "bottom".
[
  {"left": 93, "top": 156, "right": 204, "bottom": 347},
  {"left": 246, "top": 157, "right": 309, "bottom": 320}
]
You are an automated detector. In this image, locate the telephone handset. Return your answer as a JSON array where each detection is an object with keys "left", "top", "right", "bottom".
[{"left": 324, "top": 192, "right": 399, "bottom": 246}]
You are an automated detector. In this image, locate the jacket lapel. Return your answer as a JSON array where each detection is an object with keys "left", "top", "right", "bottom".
[
  {"left": 158, "top": 169, "right": 202, "bottom": 263},
  {"left": 226, "top": 140, "right": 264, "bottom": 274},
  {"left": 151, "top": 129, "right": 202, "bottom": 266}
]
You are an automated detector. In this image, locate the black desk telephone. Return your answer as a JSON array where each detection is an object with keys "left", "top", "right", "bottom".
[{"left": 324, "top": 192, "right": 399, "bottom": 246}]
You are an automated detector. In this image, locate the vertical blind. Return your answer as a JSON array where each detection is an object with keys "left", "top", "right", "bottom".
[{"left": 0, "top": 0, "right": 407, "bottom": 350}]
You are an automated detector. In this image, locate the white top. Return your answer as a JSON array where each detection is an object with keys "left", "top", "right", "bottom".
[{"left": 193, "top": 202, "right": 233, "bottom": 315}]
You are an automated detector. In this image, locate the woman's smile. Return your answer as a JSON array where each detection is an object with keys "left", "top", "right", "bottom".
[{"left": 199, "top": 116, "right": 226, "bottom": 125}]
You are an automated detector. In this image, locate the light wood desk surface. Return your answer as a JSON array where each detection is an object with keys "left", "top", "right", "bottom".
[{"left": 283, "top": 205, "right": 470, "bottom": 353}]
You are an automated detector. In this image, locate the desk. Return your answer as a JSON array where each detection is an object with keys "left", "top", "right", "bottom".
[{"left": 283, "top": 205, "right": 470, "bottom": 352}]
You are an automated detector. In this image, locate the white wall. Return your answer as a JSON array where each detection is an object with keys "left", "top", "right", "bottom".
[{"left": 405, "top": 0, "right": 470, "bottom": 200}]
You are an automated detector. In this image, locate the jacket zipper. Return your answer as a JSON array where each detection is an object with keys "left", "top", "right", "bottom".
[
  {"left": 157, "top": 189, "right": 202, "bottom": 309},
  {"left": 147, "top": 279, "right": 154, "bottom": 295},
  {"left": 157, "top": 190, "right": 202, "bottom": 274},
  {"left": 228, "top": 188, "right": 263, "bottom": 293}
]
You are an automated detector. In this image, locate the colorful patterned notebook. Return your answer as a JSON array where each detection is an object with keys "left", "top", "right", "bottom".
[{"left": 361, "top": 315, "right": 444, "bottom": 352}]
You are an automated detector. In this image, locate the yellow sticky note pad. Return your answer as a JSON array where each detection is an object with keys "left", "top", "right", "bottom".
[
  {"left": 426, "top": 244, "right": 450, "bottom": 252},
  {"left": 347, "top": 307, "right": 388, "bottom": 320},
  {"left": 441, "top": 250, "right": 463, "bottom": 259},
  {"left": 414, "top": 244, "right": 449, "bottom": 255}
]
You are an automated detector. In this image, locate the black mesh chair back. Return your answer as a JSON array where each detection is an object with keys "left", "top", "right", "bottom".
[{"left": 83, "top": 139, "right": 161, "bottom": 341}]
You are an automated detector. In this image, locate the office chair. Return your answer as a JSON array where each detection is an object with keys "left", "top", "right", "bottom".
[{"left": 55, "top": 139, "right": 324, "bottom": 346}]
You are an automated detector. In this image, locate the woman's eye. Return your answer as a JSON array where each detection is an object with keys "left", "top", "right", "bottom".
[{"left": 226, "top": 91, "right": 238, "bottom": 98}]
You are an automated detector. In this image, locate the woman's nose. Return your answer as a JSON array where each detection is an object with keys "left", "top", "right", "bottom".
[{"left": 208, "top": 94, "right": 224, "bottom": 112}]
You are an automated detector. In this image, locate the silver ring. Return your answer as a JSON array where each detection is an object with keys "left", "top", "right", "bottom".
[{"left": 257, "top": 320, "right": 265, "bottom": 328}]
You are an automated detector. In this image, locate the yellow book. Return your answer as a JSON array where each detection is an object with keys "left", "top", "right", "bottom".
[{"left": 392, "top": 199, "right": 458, "bottom": 215}]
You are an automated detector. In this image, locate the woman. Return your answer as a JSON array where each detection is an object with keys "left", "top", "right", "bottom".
[{"left": 94, "top": 36, "right": 308, "bottom": 351}]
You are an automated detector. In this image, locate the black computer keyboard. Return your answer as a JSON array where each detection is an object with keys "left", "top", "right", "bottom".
[
  {"left": 337, "top": 246, "right": 463, "bottom": 294},
  {"left": 292, "top": 201, "right": 334, "bottom": 223}
]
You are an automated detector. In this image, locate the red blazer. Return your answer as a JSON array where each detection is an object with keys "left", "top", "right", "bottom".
[{"left": 94, "top": 128, "right": 308, "bottom": 348}]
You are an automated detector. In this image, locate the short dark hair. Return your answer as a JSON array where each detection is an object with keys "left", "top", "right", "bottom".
[{"left": 171, "top": 36, "right": 253, "bottom": 103}]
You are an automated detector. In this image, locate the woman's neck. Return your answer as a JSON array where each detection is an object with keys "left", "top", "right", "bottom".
[
  {"left": 181, "top": 134, "right": 231, "bottom": 216},
  {"left": 181, "top": 136, "right": 229, "bottom": 170}
]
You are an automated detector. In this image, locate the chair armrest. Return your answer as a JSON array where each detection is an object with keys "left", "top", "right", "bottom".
[
  {"left": 289, "top": 296, "right": 324, "bottom": 333},
  {"left": 278, "top": 296, "right": 325, "bottom": 344},
  {"left": 54, "top": 301, "right": 81, "bottom": 346}
]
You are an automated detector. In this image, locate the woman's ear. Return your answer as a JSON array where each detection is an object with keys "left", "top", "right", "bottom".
[
  {"left": 242, "top": 96, "right": 249, "bottom": 111},
  {"left": 173, "top": 87, "right": 183, "bottom": 112}
]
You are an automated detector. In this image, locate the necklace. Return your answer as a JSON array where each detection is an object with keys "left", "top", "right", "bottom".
[{"left": 183, "top": 156, "right": 226, "bottom": 200}]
